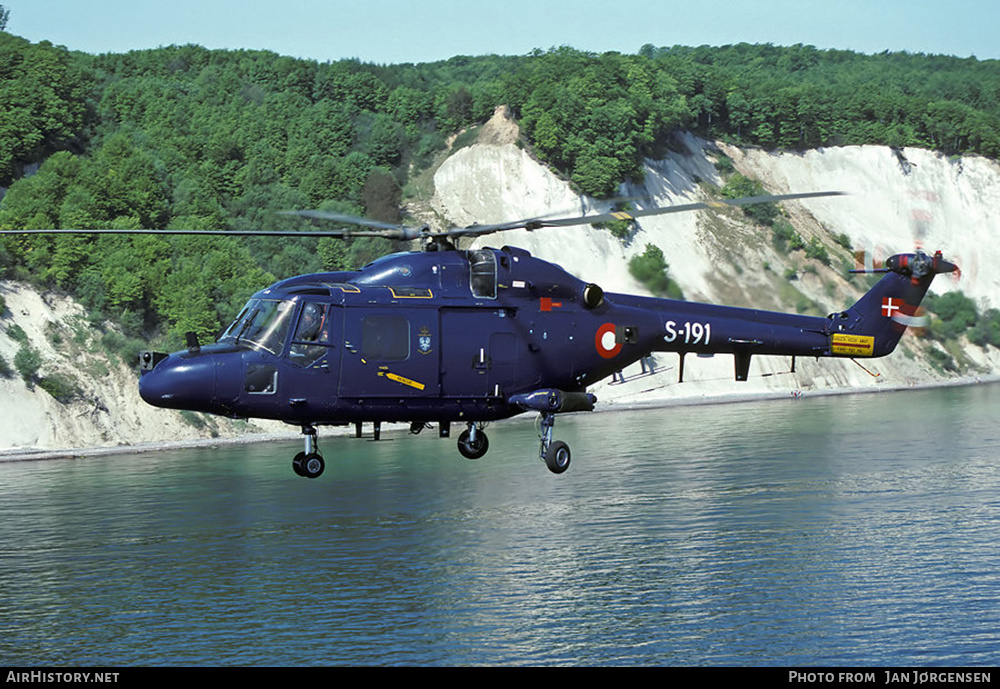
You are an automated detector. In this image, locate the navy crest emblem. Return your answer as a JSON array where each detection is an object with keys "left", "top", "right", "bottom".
[{"left": 418, "top": 326, "right": 433, "bottom": 354}]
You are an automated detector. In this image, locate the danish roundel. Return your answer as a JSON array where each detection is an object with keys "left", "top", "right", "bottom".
[{"left": 595, "top": 322, "right": 621, "bottom": 359}]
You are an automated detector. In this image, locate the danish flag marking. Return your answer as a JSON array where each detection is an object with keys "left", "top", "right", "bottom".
[{"left": 882, "top": 297, "right": 902, "bottom": 318}]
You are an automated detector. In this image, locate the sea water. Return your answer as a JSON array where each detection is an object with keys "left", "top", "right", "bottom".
[{"left": 1, "top": 384, "right": 998, "bottom": 666}]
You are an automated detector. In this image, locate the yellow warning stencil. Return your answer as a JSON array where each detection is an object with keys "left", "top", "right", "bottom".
[
  {"left": 378, "top": 371, "right": 426, "bottom": 391},
  {"left": 831, "top": 333, "right": 874, "bottom": 357}
]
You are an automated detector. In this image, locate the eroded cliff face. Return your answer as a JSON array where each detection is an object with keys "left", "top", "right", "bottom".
[
  {"left": 725, "top": 143, "right": 1000, "bottom": 311},
  {"left": 2, "top": 131, "right": 997, "bottom": 451},
  {"left": 432, "top": 129, "right": 1000, "bottom": 407},
  {"left": 0, "top": 284, "right": 279, "bottom": 452}
]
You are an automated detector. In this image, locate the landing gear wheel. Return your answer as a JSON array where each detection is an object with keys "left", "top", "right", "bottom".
[
  {"left": 457, "top": 429, "right": 489, "bottom": 460},
  {"left": 294, "top": 425, "right": 324, "bottom": 478},
  {"left": 293, "top": 452, "right": 325, "bottom": 479},
  {"left": 292, "top": 451, "right": 307, "bottom": 477},
  {"left": 544, "top": 440, "right": 571, "bottom": 474}
]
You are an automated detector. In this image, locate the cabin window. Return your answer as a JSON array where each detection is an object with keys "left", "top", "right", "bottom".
[
  {"left": 361, "top": 315, "right": 409, "bottom": 361},
  {"left": 469, "top": 250, "right": 497, "bottom": 299}
]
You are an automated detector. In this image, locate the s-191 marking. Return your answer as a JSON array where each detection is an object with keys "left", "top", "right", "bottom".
[{"left": 665, "top": 320, "right": 712, "bottom": 346}]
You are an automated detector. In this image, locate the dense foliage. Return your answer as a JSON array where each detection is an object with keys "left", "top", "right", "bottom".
[
  {"left": 0, "top": 32, "right": 89, "bottom": 186},
  {"left": 1, "top": 28, "right": 999, "bottom": 349},
  {"left": 924, "top": 291, "right": 1000, "bottom": 348},
  {"left": 646, "top": 43, "right": 1000, "bottom": 156},
  {"left": 629, "top": 244, "right": 684, "bottom": 300}
]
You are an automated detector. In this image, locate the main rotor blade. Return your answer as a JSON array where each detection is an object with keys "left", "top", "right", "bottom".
[
  {"left": 0, "top": 228, "right": 395, "bottom": 238},
  {"left": 440, "top": 190, "right": 846, "bottom": 238},
  {"left": 1, "top": 192, "right": 845, "bottom": 243},
  {"left": 280, "top": 210, "right": 427, "bottom": 240},
  {"left": 287, "top": 197, "right": 650, "bottom": 241},
  {"left": 542, "top": 191, "right": 847, "bottom": 228}
]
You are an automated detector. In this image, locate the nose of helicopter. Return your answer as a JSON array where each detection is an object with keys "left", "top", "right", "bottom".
[{"left": 139, "top": 353, "right": 217, "bottom": 411}]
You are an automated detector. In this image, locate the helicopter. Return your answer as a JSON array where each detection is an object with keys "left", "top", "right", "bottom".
[{"left": 1, "top": 192, "right": 958, "bottom": 478}]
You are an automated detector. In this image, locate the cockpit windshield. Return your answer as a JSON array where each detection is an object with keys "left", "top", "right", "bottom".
[{"left": 219, "top": 298, "right": 295, "bottom": 354}]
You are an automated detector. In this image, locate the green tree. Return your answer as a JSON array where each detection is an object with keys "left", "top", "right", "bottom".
[
  {"left": 969, "top": 309, "right": 1000, "bottom": 348},
  {"left": 572, "top": 151, "right": 623, "bottom": 198},
  {"left": 629, "top": 244, "right": 684, "bottom": 300},
  {"left": 723, "top": 173, "right": 778, "bottom": 226},
  {"left": 14, "top": 344, "right": 42, "bottom": 388},
  {"left": 805, "top": 237, "right": 830, "bottom": 265},
  {"left": 925, "top": 291, "right": 979, "bottom": 341},
  {"left": 362, "top": 168, "right": 401, "bottom": 223},
  {"left": 0, "top": 34, "right": 90, "bottom": 185}
]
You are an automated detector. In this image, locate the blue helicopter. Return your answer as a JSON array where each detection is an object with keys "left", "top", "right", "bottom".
[{"left": 3, "top": 192, "right": 958, "bottom": 478}]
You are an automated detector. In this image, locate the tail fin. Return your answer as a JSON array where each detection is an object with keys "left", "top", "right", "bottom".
[{"left": 837, "top": 251, "right": 957, "bottom": 357}]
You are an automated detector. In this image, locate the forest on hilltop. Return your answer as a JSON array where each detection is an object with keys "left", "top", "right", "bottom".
[{"left": 2, "top": 21, "right": 999, "bottom": 350}]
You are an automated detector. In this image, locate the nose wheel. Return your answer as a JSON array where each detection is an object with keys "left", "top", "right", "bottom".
[
  {"left": 292, "top": 426, "right": 325, "bottom": 478},
  {"left": 457, "top": 423, "right": 489, "bottom": 459},
  {"left": 292, "top": 451, "right": 325, "bottom": 479}
]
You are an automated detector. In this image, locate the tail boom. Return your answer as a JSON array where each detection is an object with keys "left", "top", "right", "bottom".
[{"left": 600, "top": 251, "right": 956, "bottom": 382}]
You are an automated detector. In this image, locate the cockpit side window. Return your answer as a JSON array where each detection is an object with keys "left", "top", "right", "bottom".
[
  {"left": 289, "top": 302, "right": 331, "bottom": 367},
  {"left": 469, "top": 250, "right": 497, "bottom": 299},
  {"left": 293, "top": 302, "right": 329, "bottom": 343}
]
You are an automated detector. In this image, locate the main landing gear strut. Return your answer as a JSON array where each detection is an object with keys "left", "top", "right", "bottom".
[
  {"left": 292, "top": 425, "right": 325, "bottom": 479},
  {"left": 538, "top": 412, "right": 570, "bottom": 474},
  {"left": 455, "top": 416, "right": 569, "bottom": 473},
  {"left": 509, "top": 389, "right": 595, "bottom": 474}
]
